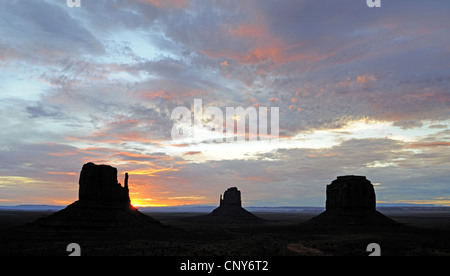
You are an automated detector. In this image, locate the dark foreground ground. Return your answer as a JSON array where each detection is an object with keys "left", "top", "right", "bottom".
[{"left": 0, "top": 208, "right": 450, "bottom": 256}]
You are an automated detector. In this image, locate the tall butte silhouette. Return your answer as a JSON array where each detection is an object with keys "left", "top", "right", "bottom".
[{"left": 31, "top": 162, "right": 162, "bottom": 232}]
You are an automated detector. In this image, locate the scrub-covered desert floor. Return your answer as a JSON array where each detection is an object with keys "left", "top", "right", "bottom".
[{"left": 0, "top": 208, "right": 449, "bottom": 256}]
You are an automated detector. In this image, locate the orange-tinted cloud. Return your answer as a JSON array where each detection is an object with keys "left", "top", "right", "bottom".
[
  {"left": 118, "top": 172, "right": 208, "bottom": 207},
  {"left": 183, "top": 151, "right": 202, "bottom": 156},
  {"left": 200, "top": 15, "right": 292, "bottom": 66},
  {"left": 110, "top": 119, "right": 139, "bottom": 127},
  {"left": 128, "top": 166, "right": 178, "bottom": 176},
  {"left": 170, "top": 143, "right": 190, "bottom": 147},
  {"left": 406, "top": 142, "right": 450, "bottom": 148},
  {"left": 269, "top": 97, "right": 278, "bottom": 103},
  {"left": 228, "top": 24, "right": 266, "bottom": 39},
  {"left": 357, "top": 74, "right": 377, "bottom": 84},
  {"left": 143, "top": 90, "right": 174, "bottom": 100},
  {"left": 46, "top": 172, "right": 77, "bottom": 176},
  {"left": 114, "top": 151, "right": 172, "bottom": 160},
  {"left": 245, "top": 45, "right": 283, "bottom": 64}
]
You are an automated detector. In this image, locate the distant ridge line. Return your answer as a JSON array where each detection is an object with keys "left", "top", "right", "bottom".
[{"left": 0, "top": 203, "right": 446, "bottom": 212}]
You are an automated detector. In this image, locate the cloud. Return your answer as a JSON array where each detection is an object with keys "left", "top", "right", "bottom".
[
  {"left": 25, "top": 102, "right": 64, "bottom": 119},
  {"left": 0, "top": 0, "right": 104, "bottom": 58},
  {"left": 183, "top": 151, "right": 202, "bottom": 156},
  {"left": 139, "top": 0, "right": 189, "bottom": 9},
  {"left": 407, "top": 142, "right": 450, "bottom": 148},
  {"left": 1, "top": 0, "right": 449, "bottom": 206},
  {"left": 357, "top": 74, "right": 377, "bottom": 84},
  {"left": 134, "top": 135, "right": 448, "bottom": 206}
]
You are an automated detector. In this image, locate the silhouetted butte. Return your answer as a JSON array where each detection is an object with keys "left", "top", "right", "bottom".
[
  {"left": 31, "top": 162, "right": 161, "bottom": 232},
  {"left": 307, "top": 176, "right": 400, "bottom": 227},
  {"left": 188, "top": 187, "right": 263, "bottom": 223}
]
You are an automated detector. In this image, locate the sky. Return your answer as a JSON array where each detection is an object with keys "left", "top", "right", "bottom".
[{"left": 0, "top": 0, "right": 449, "bottom": 207}]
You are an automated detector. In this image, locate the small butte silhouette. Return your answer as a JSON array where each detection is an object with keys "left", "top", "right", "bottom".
[{"left": 186, "top": 187, "right": 263, "bottom": 223}]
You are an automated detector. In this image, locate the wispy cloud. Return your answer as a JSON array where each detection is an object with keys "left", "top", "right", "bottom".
[{"left": 0, "top": 0, "right": 449, "bottom": 206}]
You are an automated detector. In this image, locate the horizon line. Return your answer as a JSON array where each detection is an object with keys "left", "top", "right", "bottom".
[{"left": 0, "top": 202, "right": 448, "bottom": 209}]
